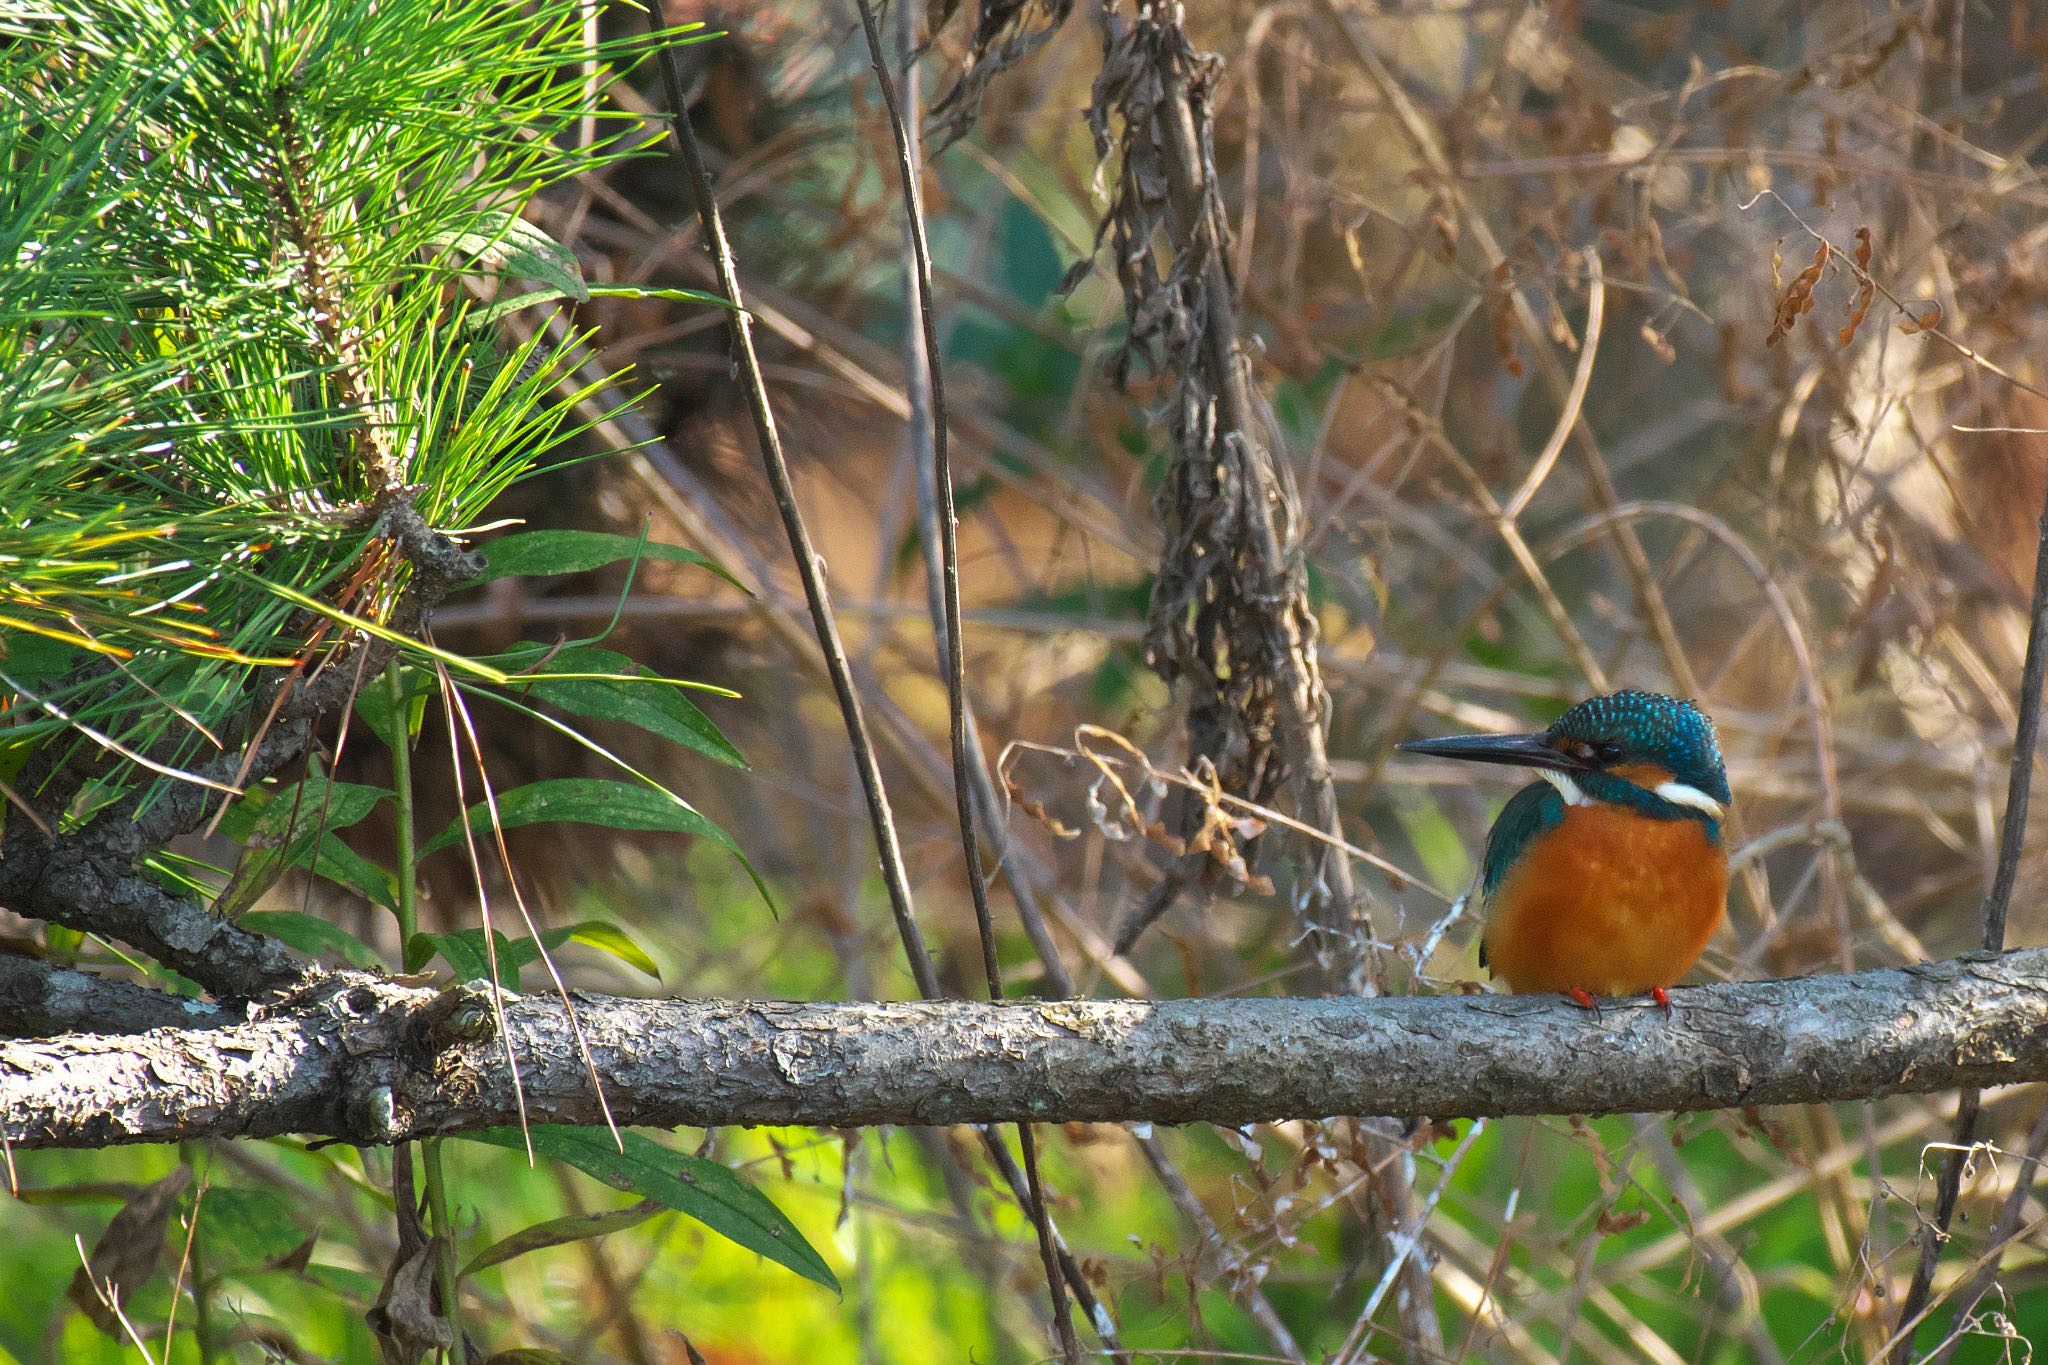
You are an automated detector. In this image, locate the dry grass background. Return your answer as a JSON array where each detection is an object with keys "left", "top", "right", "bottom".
[{"left": 390, "top": 1, "right": 2048, "bottom": 1359}]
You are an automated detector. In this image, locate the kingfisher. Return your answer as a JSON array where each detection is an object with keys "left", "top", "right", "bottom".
[{"left": 1397, "top": 690, "right": 1730, "bottom": 1010}]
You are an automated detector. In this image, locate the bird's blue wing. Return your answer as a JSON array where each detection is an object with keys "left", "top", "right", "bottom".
[{"left": 1481, "top": 781, "right": 1565, "bottom": 896}]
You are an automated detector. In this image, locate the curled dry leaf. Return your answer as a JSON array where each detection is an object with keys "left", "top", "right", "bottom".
[
  {"left": 1898, "top": 301, "right": 1943, "bottom": 335},
  {"left": 1837, "top": 227, "right": 1876, "bottom": 346},
  {"left": 66, "top": 1166, "right": 191, "bottom": 1337},
  {"left": 1596, "top": 1208, "right": 1653, "bottom": 1237},
  {"left": 1016, "top": 796, "right": 1080, "bottom": 840},
  {"left": 1489, "top": 260, "right": 1523, "bottom": 376},
  {"left": 1429, "top": 210, "right": 1458, "bottom": 264},
  {"left": 1767, "top": 239, "right": 1828, "bottom": 346}
]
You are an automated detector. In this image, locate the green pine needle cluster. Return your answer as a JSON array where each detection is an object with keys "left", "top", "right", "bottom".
[{"left": 0, "top": 0, "right": 710, "bottom": 804}]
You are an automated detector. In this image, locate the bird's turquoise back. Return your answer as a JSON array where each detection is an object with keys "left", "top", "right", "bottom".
[{"left": 1481, "top": 782, "right": 1565, "bottom": 896}]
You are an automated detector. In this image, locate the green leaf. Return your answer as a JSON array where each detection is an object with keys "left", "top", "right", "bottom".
[
  {"left": 305, "top": 833, "right": 398, "bottom": 910},
  {"left": 214, "top": 778, "right": 393, "bottom": 919},
  {"left": 541, "top": 919, "right": 661, "bottom": 979},
  {"left": 411, "top": 928, "right": 535, "bottom": 985},
  {"left": 432, "top": 211, "right": 588, "bottom": 302},
  {"left": 352, "top": 668, "right": 433, "bottom": 750},
  {"left": 473, "top": 529, "right": 740, "bottom": 590},
  {"left": 420, "top": 777, "right": 731, "bottom": 857},
  {"left": 462, "top": 1199, "right": 663, "bottom": 1276},
  {"left": 214, "top": 776, "right": 390, "bottom": 843},
  {"left": 464, "top": 284, "right": 733, "bottom": 334},
  {"left": 192, "top": 1187, "right": 308, "bottom": 1277},
  {"left": 520, "top": 646, "right": 744, "bottom": 768},
  {"left": 492, "top": 642, "right": 737, "bottom": 697},
  {"left": 0, "top": 629, "right": 82, "bottom": 685},
  {"left": 240, "top": 912, "right": 385, "bottom": 970},
  {"left": 462, "top": 1127, "right": 837, "bottom": 1291}
]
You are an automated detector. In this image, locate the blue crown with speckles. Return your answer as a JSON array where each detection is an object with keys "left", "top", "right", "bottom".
[{"left": 1547, "top": 690, "right": 1731, "bottom": 805}]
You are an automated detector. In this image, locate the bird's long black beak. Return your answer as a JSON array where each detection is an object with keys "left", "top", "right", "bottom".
[{"left": 1395, "top": 731, "right": 1589, "bottom": 773}]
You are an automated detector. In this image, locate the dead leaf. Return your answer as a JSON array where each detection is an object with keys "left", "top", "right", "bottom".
[{"left": 67, "top": 1166, "right": 190, "bottom": 1336}]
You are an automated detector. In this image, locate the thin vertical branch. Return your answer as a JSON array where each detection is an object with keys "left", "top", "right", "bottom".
[
  {"left": 848, "top": 4, "right": 1080, "bottom": 1360},
  {"left": 645, "top": 15, "right": 1118, "bottom": 1359},
  {"left": 1889, "top": 474, "right": 2048, "bottom": 1359},
  {"left": 889, "top": 0, "right": 1075, "bottom": 998},
  {"left": 644, "top": 3, "right": 938, "bottom": 1001}
]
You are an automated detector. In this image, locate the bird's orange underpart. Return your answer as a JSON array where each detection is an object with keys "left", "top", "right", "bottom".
[{"left": 1482, "top": 800, "right": 1728, "bottom": 999}]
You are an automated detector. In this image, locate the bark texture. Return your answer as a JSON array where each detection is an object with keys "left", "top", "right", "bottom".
[
  {"left": 8, "top": 950, "right": 2048, "bottom": 1149},
  {"left": 0, "top": 953, "right": 227, "bottom": 1038}
]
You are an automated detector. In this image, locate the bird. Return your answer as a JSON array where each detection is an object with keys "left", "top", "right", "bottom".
[{"left": 1396, "top": 689, "right": 1730, "bottom": 1011}]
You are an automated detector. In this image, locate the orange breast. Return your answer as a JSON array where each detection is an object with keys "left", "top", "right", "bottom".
[{"left": 1481, "top": 803, "right": 1728, "bottom": 998}]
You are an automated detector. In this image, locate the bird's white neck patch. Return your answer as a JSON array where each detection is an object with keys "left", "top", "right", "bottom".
[
  {"left": 1540, "top": 768, "right": 1725, "bottom": 819},
  {"left": 1538, "top": 769, "right": 1590, "bottom": 807},
  {"left": 1652, "top": 780, "right": 1725, "bottom": 819}
]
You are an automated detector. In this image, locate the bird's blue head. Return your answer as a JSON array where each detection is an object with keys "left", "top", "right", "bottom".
[{"left": 1397, "top": 689, "right": 1730, "bottom": 822}]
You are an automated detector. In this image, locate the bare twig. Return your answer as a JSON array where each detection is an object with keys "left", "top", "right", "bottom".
[
  {"left": 1888, "top": 468, "right": 2048, "bottom": 1359},
  {"left": 848, "top": 3, "right": 1079, "bottom": 1358},
  {"left": 643, "top": 0, "right": 937, "bottom": 1000},
  {"left": 643, "top": 15, "right": 1123, "bottom": 1355},
  {"left": 1928, "top": 1097, "right": 2048, "bottom": 1364}
]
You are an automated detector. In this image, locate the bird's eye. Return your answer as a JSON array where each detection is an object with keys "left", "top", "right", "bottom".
[{"left": 1593, "top": 742, "right": 1624, "bottom": 763}]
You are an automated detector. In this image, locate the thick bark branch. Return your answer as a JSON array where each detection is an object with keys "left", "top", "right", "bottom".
[
  {"left": 8, "top": 950, "right": 2048, "bottom": 1150},
  {"left": 0, "top": 953, "right": 227, "bottom": 1038}
]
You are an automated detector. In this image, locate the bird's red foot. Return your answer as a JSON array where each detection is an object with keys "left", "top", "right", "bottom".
[
  {"left": 1567, "top": 986, "right": 1599, "bottom": 1011},
  {"left": 1651, "top": 987, "right": 1674, "bottom": 1018}
]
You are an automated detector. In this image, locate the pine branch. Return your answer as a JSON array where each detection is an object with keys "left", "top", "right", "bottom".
[
  {"left": 9, "top": 949, "right": 2048, "bottom": 1149},
  {"left": 0, "top": 953, "right": 227, "bottom": 1039}
]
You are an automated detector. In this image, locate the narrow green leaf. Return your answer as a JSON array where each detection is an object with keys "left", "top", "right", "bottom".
[
  {"left": 464, "top": 285, "right": 732, "bottom": 335},
  {"left": 214, "top": 777, "right": 391, "bottom": 843},
  {"left": 461, "top": 1199, "right": 663, "bottom": 1276},
  {"left": 462, "top": 1127, "right": 838, "bottom": 1291},
  {"left": 413, "top": 928, "right": 535, "bottom": 985},
  {"left": 240, "top": 912, "right": 384, "bottom": 970},
  {"left": 520, "top": 647, "right": 744, "bottom": 769},
  {"left": 587, "top": 283, "right": 734, "bottom": 309},
  {"left": 541, "top": 920, "right": 662, "bottom": 979},
  {"left": 492, "top": 642, "right": 737, "bottom": 697},
  {"left": 403, "top": 932, "right": 436, "bottom": 975},
  {"left": 419, "top": 777, "right": 731, "bottom": 857},
  {"left": 465, "top": 288, "right": 572, "bottom": 330},
  {"left": 454, "top": 684, "right": 774, "bottom": 914},
  {"left": 432, "top": 211, "right": 589, "bottom": 302},
  {"left": 214, "top": 778, "right": 392, "bottom": 918},
  {"left": 473, "top": 529, "right": 741, "bottom": 590},
  {"left": 305, "top": 833, "right": 398, "bottom": 910},
  {"left": 352, "top": 666, "right": 436, "bottom": 751}
]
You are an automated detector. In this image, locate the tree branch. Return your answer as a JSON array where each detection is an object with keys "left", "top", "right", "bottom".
[
  {"left": 0, "top": 504, "right": 482, "bottom": 1003},
  {"left": 0, "top": 953, "right": 226, "bottom": 1039},
  {"left": 10, "top": 950, "right": 2048, "bottom": 1150}
]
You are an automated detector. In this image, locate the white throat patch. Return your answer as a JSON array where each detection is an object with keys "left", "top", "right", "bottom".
[
  {"left": 1652, "top": 780, "right": 1725, "bottom": 819},
  {"left": 1537, "top": 769, "right": 1590, "bottom": 807},
  {"left": 1540, "top": 768, "right": 1724, "bottom": 819}
]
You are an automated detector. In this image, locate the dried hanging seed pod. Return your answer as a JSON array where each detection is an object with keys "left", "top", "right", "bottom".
[
  {"left": 1899, "top": 302, "right": 1943, "bottom": 335},
  {"left": 1489, "top": 260, "right": 1524, "bottom": 376},
  {"left": 1768, "top": 239, "right": 1829, "bottom": 346}
]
